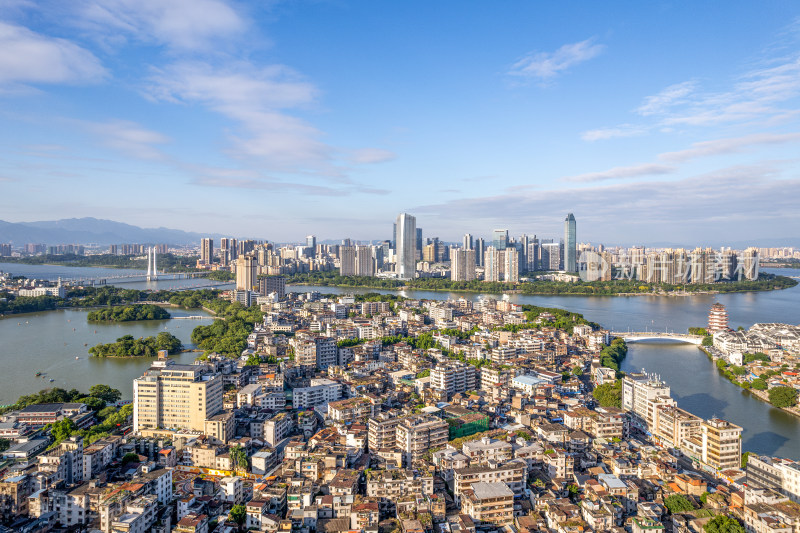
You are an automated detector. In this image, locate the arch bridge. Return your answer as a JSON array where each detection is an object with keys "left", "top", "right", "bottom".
[{"left": 611, "top": 332, "right": 704, "bottom": 345}]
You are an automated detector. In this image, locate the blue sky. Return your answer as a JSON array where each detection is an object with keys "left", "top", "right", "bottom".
[{"left": 1, "top": 1, "right": 800, "bottom": 245}]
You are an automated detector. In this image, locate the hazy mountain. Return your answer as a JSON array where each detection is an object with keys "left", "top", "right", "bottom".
[{"left": 0, "top": 218, "right": 224, "bottom": 246}]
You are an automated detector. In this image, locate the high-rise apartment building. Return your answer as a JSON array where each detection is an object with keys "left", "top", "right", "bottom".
[
  {"left": 259, "top": 276, "right": 286, "bottom": 299},
  {"left": 741, "top": 247, "right": 759, "bottom": 281},
  {"left": 463, "top": 233, "right": 474, "bottom": 250},
  {"left": 564, "top": 213, "right": 577, "bottom": 272},
  {"left": 396, "top": 213, "right": 417, "bottom": 280},
  {"left": 451, "top": 249, "right": 477, "bottom": 281},
  {"left": 200, "top": 238, "right": 214, "bottom": 265},
  {"left": 396, "top": 415, "right": 448, "bottom": 464},
  {"left": 235, "top": 255, "right": 257, "bottom": 291},
  {"left": 503, "top": 248, "right": 519, "bottom": 282},
  {"left": 133, "top": 359, "right": 223, "bottom": 433},
  {"left": 219, "top": 238, "right": 235, "bottom": 267},
  {"left": 475, "top": 238, "right": 485, "bottom": 267},
  {"left": 339, "top": 245, "right": 357, "bottom": 276},
  {"left": 484, "top": 247, "right": 501, "bottom": 282}
]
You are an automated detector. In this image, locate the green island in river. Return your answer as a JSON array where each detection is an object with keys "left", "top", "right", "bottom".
[
  {"left": 88, "top": 332, "right": 183, "bottom": 358},
  {"left": 285, "top": 270, "right": 798, "bottom": 295},
  {"left": 87, "top": 304, "right": 170, "bottom": 322}
]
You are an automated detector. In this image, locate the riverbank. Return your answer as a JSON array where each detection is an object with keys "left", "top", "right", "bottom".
[
  {"left": 286, "top": 272, "right": 798, "bottom": 297},
  {"left": 699, "top": 346, "right": 800, "bottom": 419}
]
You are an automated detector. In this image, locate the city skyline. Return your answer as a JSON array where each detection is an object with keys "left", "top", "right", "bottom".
[{"left": 1, "top": 3, "right": 800, "bottom": 242}]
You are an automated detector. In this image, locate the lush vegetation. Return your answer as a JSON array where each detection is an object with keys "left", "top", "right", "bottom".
[
  {"left": 206, "top": 270, "right": 235, "bottom": 281},
  {"left": 286, "top": 270, "right": 797, "bottom": 295},
  {"left": 191, "top": 300, "right": 264, "bottom": 357},
  {"left": 1, "top": 384, "right": 130, "bottom": 446},
  {"left": 87, "top": 304, "right": 170, "bottom": 322},
  {"left": 2, "top": 252, "right": 200, "bottom": 272},
  {"left": 768, "top": 386, "right": 799, "bottom": 408},
  {"left": 598, "top": 338, "right": 628, "bottom": 372},
  {"left": 0, "top": 285, "right": 223, "bottom": 315},
  {"left": 592, "top": 379, "right": 622, "bottom": 408},
  {"left": 743, "top": 352, "right": 770, "bottom": 364},
  {"left": 664, "top": 494, "right": 696, "bottom": 513},
  {"left": 688, "top": 327, "right": 708, "bottom": 335},
  {"left": 89, "top": 332, "right": 182, "bottom": 357},
  {"left": 703, "top": 515, "right": 745, "bottom": 533}
]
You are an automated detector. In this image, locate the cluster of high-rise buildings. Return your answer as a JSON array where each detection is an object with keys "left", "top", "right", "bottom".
[{"left": 197, "top": 211, "right": 762, "bottom": 285}]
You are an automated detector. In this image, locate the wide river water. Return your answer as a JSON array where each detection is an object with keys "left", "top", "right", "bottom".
[{"left": 1, "top": 262, "right": 799, "bottom": 458}]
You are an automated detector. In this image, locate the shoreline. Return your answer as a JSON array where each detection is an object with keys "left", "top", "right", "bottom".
[
  {"left": 287, "top": 282, "right": 793, "bottom": 298},
  {"left": 698, "top": 346, "right": 800, "bottom": 419}
]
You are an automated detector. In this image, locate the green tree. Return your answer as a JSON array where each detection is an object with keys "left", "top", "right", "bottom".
[
  {"left": 121, "top": 452, "right": 140, "bottom": 465},
  {"left": 768, "top": 386, "right": 798, "bottom": 408},
  {"left": 230, "top": 445, "right": 248, "bottom": 473},
  {"left": 702, "top": 336, "right": 713, "bottom": 346},
  {"left": 664, "top": 494, "right": 695, "bottom": 513},
  {"left": 245, "top": 354, "right": 261, "bottom": 367},
  {"left": 50, "top": 418, "right": 77, "bottom": 445},
  {"left": 751, "top": 379, "right": 767, "bottom": 390},
  {"left": 415, "top": 369, "right": 430, "bottom": 378},
  {"left": 229, "top": 504, "right": 247, "bottom": 531},
  {"left": 703, "top": 514, "right": 745, "bottom": 533},
  {"left": 741, "top": 451, "right": 752, "bottom": 469},
  {"left": 592, "top": 380, "right": 622, "bottom": 408},
  {"left": 89, "top": 384, "right": 122, "bottom": 404},
  {"left": 572, "top": 366, "right": 583, "bottom": 376}
]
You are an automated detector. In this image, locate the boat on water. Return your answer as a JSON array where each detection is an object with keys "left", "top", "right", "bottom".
[
  {"left": 35, "top": 372, "right": 42, "bottom": 376},
  {"left": 49, "top": 379, "right": 55, "bottom": 382},
  {"left": 75, "top": 356, "right": 80, "bottom": 360}
]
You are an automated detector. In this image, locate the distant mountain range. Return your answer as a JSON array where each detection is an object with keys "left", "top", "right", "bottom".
[{"left": 0, "top": 218, "right": 224, "bottom": 246}]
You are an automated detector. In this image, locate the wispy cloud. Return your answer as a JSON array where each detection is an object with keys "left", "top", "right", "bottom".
[
  {"left": 659, "top": 132, "right": 800, "bottom": 162},
  {"left": 413, "top": 164, "right": 799, "bottom": 241},
  {"left": 563, "top": 163, "right": 675, "bottom": 183},
  {"left": 348, "top": 148, "right": 396, "bottom": 164},
  {"left": 0, "top": 21, "right": 106, "bottom": 90},
  {"left": 581, "top": 124, "right": 647, "bottom": 141},
  {"left": 145, "top": 61, "right": 332, "bottom": 172},
  {"left": 76, "top": 0, "right": 246, "bottom": 50},
  {"left": 585, "top": 43, "right": 800, "bottom": 140},
  {"left": 509, "top": 39, "right": 604, "bottom": 81},
  {"left": 86, "top": 120, "right": 170, "bottom": 160},
  {"left": 635, "top": 81, "right": 696, "bottom": 116}
]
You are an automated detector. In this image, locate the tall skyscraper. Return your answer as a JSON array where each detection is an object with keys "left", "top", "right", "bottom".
[
  {"left": 306, "top": 235, "right": 316, "bottom": 249},
  {"left": 504, "top": 248, "right": 519, "bottom": 282},
  {"left": 219, "top": 238, "right": 233, "bottom": 266},
  {"left": 475, "top": 238, "right": 485, "bottom": 267},
  {"left": 463, "top": 233, "right": 474, "bottom": 250},
  {"left": 451, "top": 249, "right": 477, "bottom": 281},
  {"left": 564, "top": 213, "right": 577, "bottom": 273},
  {"left": 484, "top": 247, "right": 501, "bottom": 282},
  {"left": 201, "top": 238, "right": 214, "bottom": 265},
  {"left": 235, "top": 255, "right": 257, "bottom": 291},
  {"left": 396, "top": 213, "right": 417, "bottom": 279},
  {"left": 339, "top": 245, "right": 357, "bottom": 276},
  {"left": 492, "top": 229, "right": 508, "bottom": 251},
  {"left": 416, "top": 228, "right": 423, "bottom": 259}
]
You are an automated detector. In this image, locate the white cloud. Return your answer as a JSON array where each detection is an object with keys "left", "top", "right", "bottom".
[
  {"left": 413, "top": 164, "right": 800, "bottom": 242},
  {"left": 660, "top": 132, "right": 800, "bottom": 162},
  {"left": 86, "top": 120, "right": 170, "bottom": 160},
  {"left": 635, "top": 81, "right": 696, "bottom": 116},
  {"left": 581, "top": 124, "right": 648, "bottom": 141},
  {"left": 0, "top": 21, "right": 106, "bottom": 89},
  {"left": 146, "top": 61, "right": 336, "bottom": 172},
  {"left": 349, "top": 148, "right": 396, "bottom": 164},
  {"left": 563, "top": 163, "right": 675, "bottom": 183},
  {"left": 77, "top": 0, "right": 246, "bottom": 50},
  {"left": 509, "top": 39, "right": 604, "bottom": 81}
]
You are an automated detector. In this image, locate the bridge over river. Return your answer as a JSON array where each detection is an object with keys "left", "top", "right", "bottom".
[{"left": 610, "top": 331, "right": 704, "bottom": 345}]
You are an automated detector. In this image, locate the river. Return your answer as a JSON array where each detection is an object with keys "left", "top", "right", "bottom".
[
  {"left": 2, "top": 262, "right": 799, "bottom": 458},
  {"left": 0, "top": 307, "right": 214, "bottom": 405}
]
